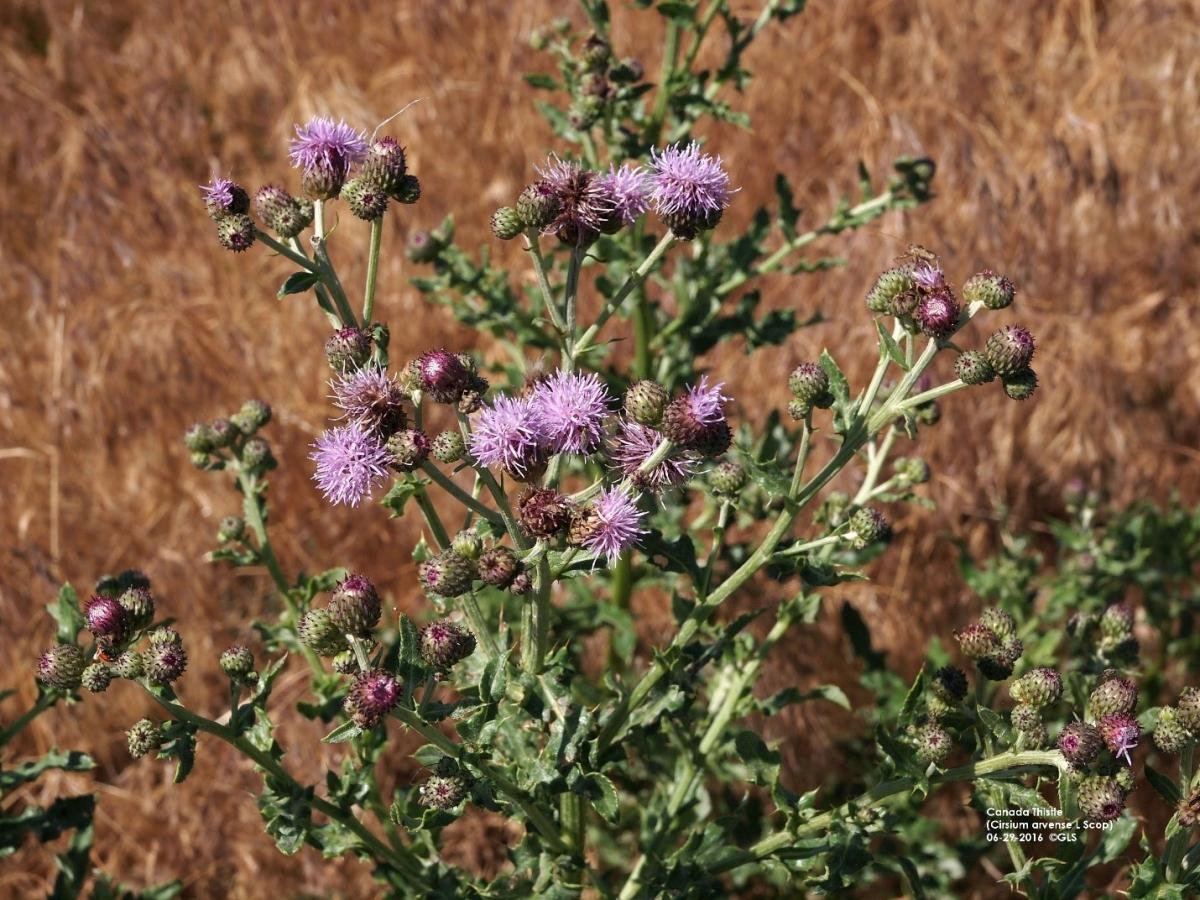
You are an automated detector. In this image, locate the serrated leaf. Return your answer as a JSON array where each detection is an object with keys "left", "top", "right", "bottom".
[
  {"left": 321, "top": 720, "right": 362, "bottom": 744},
  {"left": 802, "top": 684, "right": 851, "bottom": 710},
  {"left": 381, "top": 477, "right": 426, "bottom": 519},
  {"left": 277, "top": 271, "right": 319, "bottom": 298},
  {"left": 0, "top": 749, "right": 95, "bottom": 790},
  {"left": 587, "top": 773, "right": 620, "bottom": 823},
  {"left": 898, "top": 664, "right": 926, "bottom": 724},
  {"left": 818, "top": 350, "right": 850, "bottom": 406},
  {"left": 875, "top": 320, "right": 909, "bottom": 370}
]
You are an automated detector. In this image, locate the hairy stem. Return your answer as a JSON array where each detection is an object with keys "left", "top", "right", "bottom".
[
  {"left": 362, "top": 216, "right": 384, "bottom": 325},
  {"left": 420, "top": 463, "right": 505, "bottom": 526}
]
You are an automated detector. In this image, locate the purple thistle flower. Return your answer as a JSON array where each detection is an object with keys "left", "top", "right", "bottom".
[
  {"left": 911, "top": 262, "right": 946, "bottom": 292},
  {"left": 608, "top": 419, "right": 696, "bottom": 491},
  {"left": 200, "top": 177, "right": 248, "bottom": 218},
  {"left": 648, "top": 142, "right": 734, "bottom": 237},
  {"left": 289, "top": 116, "right": 368, "bottom": 176},
  {"left": 469, "top": 395, "right": 545, "bottom": 474},
  {"left": 595, "top": 165, "right": 650, "bottom": 226},
  {"left": 332, "top": 367, "right": 408, "bottom": 437},
  {"left": 582, "top": 488, "right": 647, "bottom": 565},
  {"left": 535, "top": 155, "right": 615, "bottom": 245},
  {"left": 684, "top": 376, "right": 728, "bottom": 427},
  {"left": 528, "top": 371, "right": 612, "bottom": 455},
  {"left": 1099, "top": 713, "right": 1141, "bottom": 765},
  {"left": 310, "top": 423, "right": 391, "bottom": 506}
]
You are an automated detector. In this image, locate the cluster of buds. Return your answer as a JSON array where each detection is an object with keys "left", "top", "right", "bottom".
[
  {"left": 491, "top": 140, "right": 732, "bottom": 247},
  {"left": 37, "top": 573, "right": 168, "bottom": 696},
  {"left": 910, "top": 665, "right": 968, "bottom": 765},
  {"left": 954, "top": 325, "right": 1038, "bottom": 401},
  {"left": 865, "top": 247, "right": 967, "bottom": 338},
  {"left": 525, "top": 28, "right": 643, "bottom": 132},
  {"left": 299, "top": 573, "right": 382, "bottom": 658},
  {"left": 403, "top": 349, "right": 488, "bottom": 413},
  {"left": 1008, "top": 667, "right": 1064, "bottom": 747},
  {"left": 203, "top": 117, "right": 419, "bottom": 255},
  {"left": 953, "top": 607, "right": 1024, "bottom": 681},
  {"left": 1152, "top": 686, "right": 1200, "bottom": 755},
  {"left": 1054, "top": 670, "right": 1141, "bottom": 821},
  {"left": 419, "top": 531, "right": 531, "bottom": 601},
  {"left": 184, "top": 399, "right": 275, "bottom": 475}
]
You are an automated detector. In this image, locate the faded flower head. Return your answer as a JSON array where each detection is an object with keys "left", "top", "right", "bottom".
[
  {"left": 1099, "top": 712, "right": 1141, "bottom": 764},
  {"left": 470, "top": 395, "right": 545, "bottom": 475},
  {"left": 648, "top": 142, "right": 733, "bottom": 238},
  {"left": 535, "top": 155, "right": 615, "bottom": 245},
  {"left": 289, "top": 116, "right": 367, "bottom": 198},
  {"left": 420, "top": 619, "right": 477, "bottom": 671},
  {"left": 528, "top": 371, "right": 612, "bottom": 455},
  {"left": 661, "top": 377, "right": 730, "bottom": 453},
  {"left": 333, "top": 367, "right": 408, "bottom": 437},
  {"left": 582, "top": 488, "right": 646, "bottom": 565},
  {"left": 609, "top": 419, "right": 696, "bottom": 492},
  {"left": 311, "top": 423, "right": 391, "bottom": 507},
  {"left": 345, "top": 669, "right": 401, "bottom": 729},
  {"left": 595, "top": 164, "right": 650, "bottom": 227}
]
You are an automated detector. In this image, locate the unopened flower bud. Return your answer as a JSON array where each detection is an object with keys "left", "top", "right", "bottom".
[
  {"left": 451, "top": 531, "right": 483, "bottom": 561},
  {"left": 894, "top": 457, "right": 930, "bottom": 485},
  {"left": 788, "top": 363, "right": 829, "bottom": 410},
  {"left": 420, "top": 619, "right": 476, "bottom": 671},
  {"left": 610, "top": 57, "right": 644, "bottom": 83},
  {"left": 328, "top": 574, "right": 381, "bottom": 639},
  {"left": 325, "top": 327, "right": 373, "bottom": 374},
  {"left": 230, "top": 399, "right": 272, "bottom": 435},
  {"left": 1178, "top": 687, "right": 1200, "bottom": 734},
  {"left": 113, "top": 650, "right": 144, "bottom": 679},
  {"left": 478, "top": 546, "right": 519, "bottom": 588},
  {"left": 84, "top": 594, "right": 129, "bottom": 641},
  {"left": 516, "top": 183, "right": 561, "bottom": 229},
  {"left": 624, "top": 380, "right": 669, "bottom": 427},
  {"left": 517, "top": 488, "right": 572, "bottom": 539},
  {"left": 345, "top": 670, "right": 401, "bottom": 728},
  {"left": 217, "top": 516, "right": 246, "bottom": 544},
  {"left": 963, "top": 270, "right": 1016, "bottom": 311},
  {"left": 332, "top": 651, "right": 360, "bottom": 675},
  {"left": 241, "top": 438, "right": 276, "bottom": 472},
  {"left": 81, "top": 662, "right": 113, "bottom": 693},
  {"left": 361, "top": 137, "right": 407, "bottom": 195},
  {"left": 931, "top": 666, "right": 968, "bottom": 703},
  {"left": 219, "top": 645, "right": 255, "bottom": 683},
  {"left": 913, "top": 722, "right": 953, "bottom": 765},
  {"left": 340, "top": 176, "right": 388, "bottom": 220},
  {"left": 1154, "top": 708, "right": 1192, "bottom": 754},
  {"left": 393, "top": 174, "right": 421, "bottom": 204},
  {"left": 866, "top": 267, "right": 917, "bottom": 314},
  {"left": 1010, "top": 703, "right": 1042, "bottom": 733},
  {"left": 413, "top": 349, "right": 470, "bottom": 404},
  {"left": 1179, "top": 790, "right": 1200, "bottom": 827},
  {"left": 184, "top": 422, "right": 217, "bottom": 453},
  {"left": 386, "top": 429, "right": 431, "bottom": 472},
  {"left": 1100, "top": 604, "right": 1133, "bottom": 641},
  {"left": 954, "top": 350, "right": 995, "bottom": 385},
  {"left": 954, "top": 623, "right": 1000, "bottom": 661},
  {"left": 149, "top": 626, "right": 181, "bottom": 646},
  {"left": 127, "top": 719, "right": 162, "bottom": 759},
  {"left": 980, "top": 608, "right": 1017, "bottom": 641},
  {"left": 709, "top": 460, "right": 746, "bottom": 495},
  {"left": 146, "top": 640, "right": 187, "bottom": 685},
  {"left": 1010, "top": 667, "right": 1063, "bottom": 709},
  {"left": 419, "top": 551, "right": 477, "bottom": 598},
  {"left": 913, "top": 290, "right": 960, "bottom": 338},
  {"left": 1098, "top": 712, "right": 1141, "bottom": 763},
  {"left": 254, "top": 185, "right": 313, "bottom": 239},
  {"left": 1079, "top": 775, "right": 1126, "bottom": 822},
  {"left": 985, "top": 326, "right": 1036, "bottom": 376},
  {"left": 1089, "top": 675, "right": 1138, "bottom": 720},
  {"left": 406, "top": 229, "right": 441, "bottom": 263},
  {"left": 117, "top": 587, "right": 155, "bottom": 633},
  {"left": 216, "top": 214, "right": 256, "bottom": 253},
  {"left": 1058, "top": 721, "right": 1103, "bottom": 768},
  {"left": 420, "top": 774, "right": 468, "bottom": 810},
  {"left": 1002, "top": 367, "right": 1038, "bottom": 401},
  {"left": 490, "top": 206, "right": 523, "bottom": 240},
  {"left": 209, "top": 418, "right": 236, "bottom": 449},
  {"left": 848, "top": 507, "right": 891, "bottom": 549},
  {"left": 431, "top": 430, "right": 465, "bottom": 463},
  {"left": 509, "top": 569, "right": 533, "bottom": 596},
  {"left": 298, "top": 608, "right": 349, "bottom": 657}
]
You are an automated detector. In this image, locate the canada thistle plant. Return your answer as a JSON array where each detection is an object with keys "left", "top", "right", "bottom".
[{"left": 18, "top": 4, "right": 1200, "bottom": 898}]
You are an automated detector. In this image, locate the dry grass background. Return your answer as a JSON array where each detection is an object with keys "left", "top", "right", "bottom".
[{"left": 1, "top": 0, "right": 1198, "bottom": 895}]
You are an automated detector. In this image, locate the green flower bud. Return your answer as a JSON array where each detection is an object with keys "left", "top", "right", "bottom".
[
  {"left": 406, "top": 229, "right": 441, "bottom": 264},
  {"left": 241, "top": 438, "right": 276, "bottom": 473},
  {"left": 1079, "top": 775, "right": 1125, "bottom": 822},
  {"left": 325, "top": 327, "right": 373, "bottom": 374},
  {"left": 184, "top": 422, "right": 217, "bottom": 453},
  {"left": 1115, "top": 767, "right": 1136, "bottom": 794},
  {"left": 490, "top": 206, "right": 524, "bottom": 240},
  {"left": 1100, "top": 604, "right": 1133, "bottom": 641},
  {"left": 37, "top": 644, "right": 85, "bottom": 691},
  {"left": 254, "top": 185, "right": 313, "bottom": 239},
  {"left": 392, "top": 174, "right": 421, "bottom": 204},
  {"left": 913, "top": 722, "right": 953, "bottom": 765},
  {"left": 980, "top": 608, "right": 1017, "bottom": 641},
  {"left": 420, "top": 619, "right": 476, "bottom": 671},
  {"left": 431, "top": 430, "right": 465, "bottom": 463},
  {"left": 118, "top": 587, "right": 155, "bottom": 633},
  {"left": 451, "top": 531, "right": 483, "bottom": 561},
  {"left": 1001, "top": 368, "right": 1038, "bottom": 401},
  {"left": 328, "top": 574, "right": 381, "bottom": 640},
  {"left": 962, "top": 270, "right": 1015, "bottom": 310},
  {"left": 788, "top": 363, "right": 830, "bottom": 411},
  {"left": 361, "top": 138, "right": 407, "bottom": 195},
  {"left": 127, "top": 719, "right": 162, "bottom": 759},
  {"left": 216, "top": 214, "right": 255, "bottom": 253},
  {"left": 985, "top": 326, "right": 1036, "bottom": 377},
  {"left": 478, "top": 546, "right": 520, "bottom": 588},
  {"left": 332, "top": 651, "right": 360, "bottom": 675},
  {"left": 1179, "top": 687, "right": 1200, "bottom": 734},
  {"left": 149, "top": 626, "right": 182, "bottom": 646},
  {"left": 709, "top": 460, "right": 747, "bottom": 496},
  {"left": 230, "top": 399, "right": 272, "bottom": 435},
  {"left": 209, "top": 418, "right": 236, "bottom": 449},
  {"left": 418, "top": 551, "right": 477, "bottom": 598},
  {"left": 1010, "top": 667, "right": 1062, "bottom": 709},
  {"left": 145, "top": 640, "right": 188, "bottom": 685},
  {"left": 113, "top": 650, "right": 144, "bottom": 680},
  {"left": 954, "top": 350, "right": 995, "bottom": 385},
  {"left": 219, "top": 645, "right": 256, "bottom": 683},
  {"left": 847, "top": 507, "right": 890, "bottom": 549},
  {"left": 893, "top": 456, "right": 930, "bottom": 485},
  {"left": 954, "top": 623, "right": 1000, "bottom": 661},
  {"left": 931, "top": 666, "right": 968, "bottom": 703},
  {"left": 420, "top": 774, "right": 468, "bottom": 810},
  {"left": 217, "top": 516, "right": 246, "bottom": 544},
  {"left": 516, "top": 183, "right": 561, "bottom": 229},
  {"left": 298, "top": 608, "right": 349, "bottom": 657},
  {"left": 1154, "top": 708, "right": 1192, "bottom": 754},
  {"left": 866, "top": 267, "right": 916, "bottom": 314},
  {"left": 81, "top": 663, "right": 113, "bottom": 693},
  {"left": 386, "top": 429, "right": 431, "bottom": 472},
  {"left": 1058, "top": 721, "right": 1103, "bottom": 768},
  {"left": 624, "top": 380, "right": 669, "bottom": 428},
  {"left": 1010, "top": 703, "right": 1042, "bottom": 734},
  {"left": 926, "top": 694, "right": 954, "bottom": 720},
  {"left": 1088, "top": 675, "right": 1138, "bottom": 720}
]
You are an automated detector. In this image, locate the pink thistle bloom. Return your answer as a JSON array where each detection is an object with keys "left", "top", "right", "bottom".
[
  {"left": 648, "top": 142, "right": 733, "bottom": 221},
  {"left": 535, "top": 155, "right": 615, "bottom": 245},
  {"left": 469, "top": 395, "right": 545, "bottom": 474},
  {"left": 332, "top": 367, "right": 408, "bottom": 437},
  {"left": 595, "top": 165, "right": 650, "bottom": 226},
  {"left": 310, "top": 423, "right": 391, "bottom": 507},
  {"left": 608, "top": 419, "right": 696, "bottom": 492},
  {"left": 289, "top": 116, "right": 368, "bottom": 179},
  {"left": 528, "top": 371, "right": 612, "bottom": 455},
  {"left": 583, "top": 488, "right": 647, "bottom": 565}
]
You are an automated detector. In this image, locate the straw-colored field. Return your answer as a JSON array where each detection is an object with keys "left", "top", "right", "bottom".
[{"left": 1, "top": 0, "right": 1196, "bottom": 894}]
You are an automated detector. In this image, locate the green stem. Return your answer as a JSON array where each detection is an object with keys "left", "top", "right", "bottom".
[
  {"left": 1165, "top": 744, "right": 1195, "bottom": 882},
  {"left": 413, "top": 487, "right": 452, "bottom": 551},
  {"left": 573, "top": 233, "right": 675, "bottom": 357},
  {"left": 286, "top": 237, "right": 342, "bottom": 329},
  {"left": 253, "top": 228, "right": 321, "bottom": 272},
  {"left": 312, "top": 201, "right": 358, "bottom": 328},
  {"left": 238, "top": 473, "right": 290, "bottom": 595},
  {"left": 362, "top": 216, "right": 383, "bottom": 325},
  {"left": 646, "top": 18, "right": 681, "bottom": 143},
  {"left": 633, "top": 293, "right": 653, "bottom": 380},
  {"left": 524, "top": 556, "right": 553, "bottom": 674},
  {"left": 774, "top": 533, "right": 845, "bottom": 558},
  {"left": 895, "top": 378, "right": 969, "bottom": 412},
  {"left": 420, "top": 463, "right": 504, "bottom": 526},
  {"left": 525, "top": 234, "right": 567, "bottom": 335},
  {"left": 461, "top": 592, "right": 500, "bottom": 661},
  {"left": 0, "top": 692, "right": 56, "bottom": 747},
  {"left": 145, "top": 688, "right": 425, "bottom": 883}
]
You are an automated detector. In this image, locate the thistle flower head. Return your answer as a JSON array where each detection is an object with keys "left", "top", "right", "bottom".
[
  {"left": 201, "top": 177, "right": 249, "bottom": 219},
  {"left": 528, "top": 371, "right": 612, "bottom": 455},
  {"left": 911, "top": 262, "right": 946, "bottom": 293},
  {"left": 582, "top": 488, "right": 646, "bottom": 565},
  {"left": 310, "top": 423, "right": 391, "bottom": 507},
  {"left": 470, "top": 395, "right": 545, "bottom": 475},
  {"left": 419, "top": 619, "right": 477, "bottom": 671},
  {"left": 146, "top": 640, "right": 188, "bottom": 685},
  {"left": 1099, "top": 713, "right": 1141, "bottom": 764},
  {"left": 289, "top": 116, "right": 367, "bottom": 197},
  {"left": 329, "top": 573, "right": 382, "bottom": 638},
  {"left": 1057, "top": 720, "right": 1103, "bottom": 767},
  {"left": 413, "top": 349, "right": 471, "bottom": 404},
  {"left": 37, "top": 644, "right": 85, "bottom": 691},
  {"left": 332, "top": 367, "right": 408, "bottom": 437},
  {"left": 345, "top": 669, "right": 401, "bottom": 729},
  {"left": 517, "top": 487, "right": 572, "bottom": 539},
  {"left": 535, "top": 155, "right": 615, "bottom": 245},
  {"left": 648, "top": 142, "right": 734, "bottom": 238},
  {"left": 608, "top": 419, "right": 696, "bottom": 492},
  {"left": 913, "top": 290, "right": 960, "bottom": 338},
  {"left": 84, "top": 594, "right": 128, "bottom": 640},
  {"left": 595, "top": 164, "right": 650, "bottom": 227},
  {"left": 661, "top": 377, "right": 730, "bottom": 452}
]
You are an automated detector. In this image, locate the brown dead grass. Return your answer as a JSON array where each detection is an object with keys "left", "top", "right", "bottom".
[{"left": 1, "top": 0, "right": 1197, "bottom": 895}]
